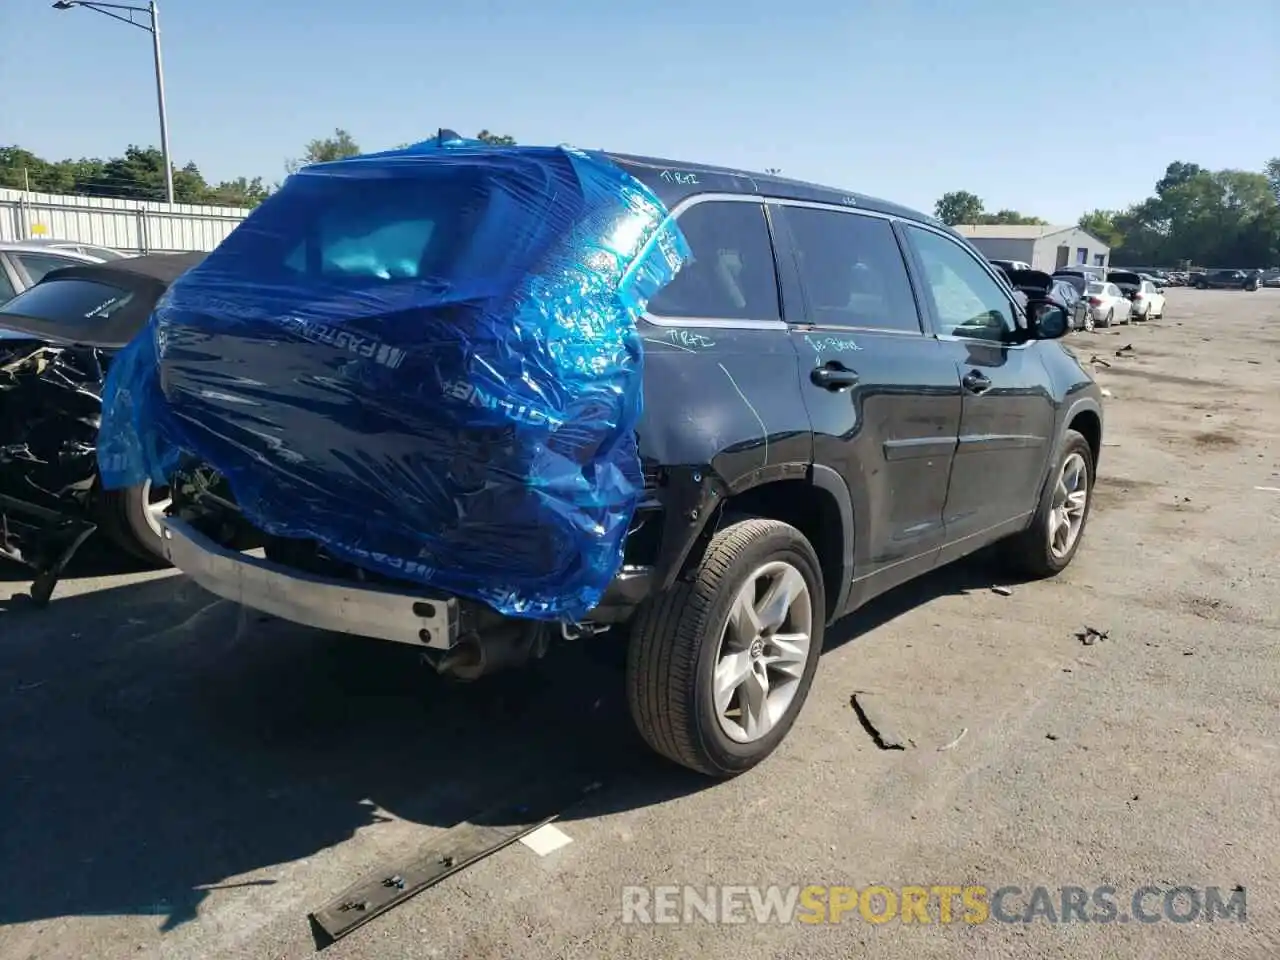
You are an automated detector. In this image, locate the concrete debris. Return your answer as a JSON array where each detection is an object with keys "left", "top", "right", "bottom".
[
  {"left": 937, "top": 728, "right": 968, "bottom": 752},
  {"left": 1076, "top": 626, "right": 1110, "bottom": 645},
  {"left": 991, "top": 585, "right": 1014, "bottom": 597},
  {"left": 1100, "top": 388, "right": 1113, "bottom": 398},
  {"left": 850, "top": 692, "right": 910, "bottom": 750}
]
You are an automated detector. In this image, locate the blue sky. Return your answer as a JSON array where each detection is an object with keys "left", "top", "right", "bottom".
[{"left": 3, "top": 0, "right": 1277, "bottom": 223}]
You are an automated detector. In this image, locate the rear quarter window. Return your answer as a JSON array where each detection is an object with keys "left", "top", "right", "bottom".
[{"left": 645, "top": 200, "right": 781, "bottom": 322}]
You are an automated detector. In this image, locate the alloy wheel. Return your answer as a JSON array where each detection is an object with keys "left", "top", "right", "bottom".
[
  {"left": 140, "top": 478, "right": 173, "bottom": 538},
  {"left": 713, "top": 560, "right": 813, "bottom": 744},
  {"left": 1048, "top": 452, "right": 1089, "bottom": 559}
]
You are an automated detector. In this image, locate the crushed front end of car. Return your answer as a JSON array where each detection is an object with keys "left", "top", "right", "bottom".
[
  {"left": 95, "top": 135, "right": 689, "bottom": 675},
  {"left": 0, "top": 336, "right": 105, "bottom": 596}
]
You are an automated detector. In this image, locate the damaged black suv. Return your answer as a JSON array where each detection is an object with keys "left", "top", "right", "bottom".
[{"left": 159, "top": 156, "right": 1104, "bottom": 777}]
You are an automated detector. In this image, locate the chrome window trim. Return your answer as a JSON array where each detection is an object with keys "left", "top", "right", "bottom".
[
  {"left": 642, "top": 193, "right": 787, "bottom": 331},
  {"left": 642, "top": 191, "right": 1031, "bottom": 348}
]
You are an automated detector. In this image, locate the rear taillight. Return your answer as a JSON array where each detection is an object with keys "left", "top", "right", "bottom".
[{"left": 1087, "top": 297, "right": 1102, "bottom": 306}]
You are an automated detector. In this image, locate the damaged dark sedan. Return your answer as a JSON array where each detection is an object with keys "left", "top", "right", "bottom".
[{"left": 0, "top": 252, "right": 204, "bottom": 602}]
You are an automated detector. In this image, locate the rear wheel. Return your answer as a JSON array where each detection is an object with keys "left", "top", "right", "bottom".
[
  {"left": 98, "top": 479, "right": 171, "bottom": 566},
  {"left": 1102, "top": 309, "right": 1114, "bottom": 327},
  {"left": 1082, "top": 312, "right": 1095, "bottom": 333},
  {"left": 626, "top": 517, "right": 825, "bottom": 777}
]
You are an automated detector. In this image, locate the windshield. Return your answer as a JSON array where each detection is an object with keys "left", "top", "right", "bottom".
[{"left": 0, "top": 278, "right": 135, "bottom": 339}]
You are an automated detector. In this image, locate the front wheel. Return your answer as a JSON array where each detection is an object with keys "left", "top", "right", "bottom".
[
  {"left": 997, "top": 429, "right": 1094, "bottom": 578},
  {"left": 97, "top": 479, "right": 172, "bottom": 566},
  {"left": 626, "top": 517, "right": 825, "bottom": 777}
]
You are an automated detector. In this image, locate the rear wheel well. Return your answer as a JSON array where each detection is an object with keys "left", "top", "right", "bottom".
[
  {"left": 1068, "top": 409, "right": 1102, "bottom": 466},
  {"left": 704, "top": 480, "right": 846, "bottom": 622}
]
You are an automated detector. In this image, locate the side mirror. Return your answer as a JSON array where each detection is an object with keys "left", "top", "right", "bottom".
[{"left": 1026, "top": 300, "right": 1069, "bottom": 340}]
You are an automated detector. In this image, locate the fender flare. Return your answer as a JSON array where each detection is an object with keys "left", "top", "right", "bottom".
[{"left": 810, "top": 463, "right": 856, "bottom": 619}]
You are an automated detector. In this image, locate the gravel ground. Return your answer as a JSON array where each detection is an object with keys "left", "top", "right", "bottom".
[{"left": 2, "top": 289, "right": 1278, "bottom": 960}]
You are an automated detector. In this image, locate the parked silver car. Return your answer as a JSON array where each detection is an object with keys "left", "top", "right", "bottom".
[
  {"left": 1083, "top": 281, "right": 1133, "bottom": 327},
  {"left": 0, "top": 241, "right": 116, "bottom": 303}
]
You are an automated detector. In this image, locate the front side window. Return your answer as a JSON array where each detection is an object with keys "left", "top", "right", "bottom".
[
  {"left": 645, "top": 201, "right": 780, "bottom": 322},
  {"left": 904, "top": 226, "right": 1015, "bottom": 341},
  {"left": 781, "top": 207, "right": 921, "bottom": 332}
]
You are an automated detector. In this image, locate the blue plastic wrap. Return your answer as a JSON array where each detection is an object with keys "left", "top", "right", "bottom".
[{"left": 97, "top": 140, "right": 690, "bottom": 620}]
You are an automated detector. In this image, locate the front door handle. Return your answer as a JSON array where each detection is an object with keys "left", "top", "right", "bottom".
[
  {"left": 962, "top": 370, "right": 993, "bottom": 395},
  {"left": 811, "top": 362, "right": 860, "bottom": 391}
]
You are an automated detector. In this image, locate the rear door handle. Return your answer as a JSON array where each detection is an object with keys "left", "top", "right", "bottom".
[
  {"left": 811, "top": 362, "right": 860, "bottom": 391},
  {"left": 962, "top": 370, "right": 993, "bottom": 395}
]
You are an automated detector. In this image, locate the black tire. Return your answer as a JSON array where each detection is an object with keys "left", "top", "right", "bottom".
[
  {"left": 1082, "top": 312, "right": 1095, "bottom": 333},
  {"left": 998, "top": 429, "right": 1094, "bottom": 579},
  {"left": 1102, "top": 309, "right": 1113, "bottom": 328},
  {"left": 97, "top": 481, "right": 170, "bottom": 566},
  {"left": 626, "top": 517, "right": 825, "bottom": 777}
]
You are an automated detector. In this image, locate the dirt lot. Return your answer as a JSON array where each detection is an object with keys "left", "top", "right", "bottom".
[{"left": 2, "top": 289, "right": 1279, "bottom": 960}]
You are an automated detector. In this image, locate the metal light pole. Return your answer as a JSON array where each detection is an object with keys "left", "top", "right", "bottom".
[{"left": 52, "top": 0, "right": 174, "bottom": 204}]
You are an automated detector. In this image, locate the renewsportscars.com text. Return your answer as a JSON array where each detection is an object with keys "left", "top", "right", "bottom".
[{"left": 620, "top": 884, "right": 1248, "bottom": 925}]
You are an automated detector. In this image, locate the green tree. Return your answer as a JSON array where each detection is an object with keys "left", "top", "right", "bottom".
[
  {"left": 205, "top": 176, "right": 271, "bottom": 208},
  {"left": 934, "top": 190, "right": 984, "bottom": 226},
  {"left": 286, "top": 128, "right": 361, "bottom": 174},
  {"left": 1078, "top": 209, "right": 1124, "bottom": 249},
  {"left": 1108, "top": 159, "right": 1280, "bottom": 267},
  {"left": 980, "top": 209, "right": 1047, "bottom": 226},
  {"left": 1267, "top": 157, "right": 1280, "bottom": 204},
  {"left": 475, "top": 130, "right": 516, "bottom": 146}
]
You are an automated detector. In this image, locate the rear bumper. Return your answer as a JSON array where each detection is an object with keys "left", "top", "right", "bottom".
[
  {"left": 160, "top": 517, "right": 654, "bottom": 648},
  {"left": 160, "top": 517, "right": 461, "bottom": 650}
]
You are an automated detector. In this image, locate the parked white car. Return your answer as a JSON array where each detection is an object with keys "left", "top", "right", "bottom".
[
  {"left": 1129, "top": 279, "right": 1166, "bottom": 320},
  {"left": 1083, "top": 281, "right": 1132, "bottom": 327}
]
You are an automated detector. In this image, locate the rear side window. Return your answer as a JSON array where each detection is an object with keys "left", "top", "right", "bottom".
[
  {"left": 645, "top": 201, "right": 780, "bottom": 322},
  {"left": 781, "top": 207, "right": 921, "bottom": 332},
  {"left": 0, "top": 278, "right": 135, "bottom": 323},
  {"left": 12, "top": 252, "right": 84, "bottom": 285}
]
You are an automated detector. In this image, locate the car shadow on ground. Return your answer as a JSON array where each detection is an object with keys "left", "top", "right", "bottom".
[{"left": 0, "top": 549, "right": 1012, "bottom": 934}]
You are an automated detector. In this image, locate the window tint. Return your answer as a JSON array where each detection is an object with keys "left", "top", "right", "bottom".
[
  {"left": 905, "top": 226, "right": 1015, "bottom": 341},
  {"left": 646, "top": 201, "right": 780, "bottom": 322},
  {"left": 0, "top": 262, "right": 15, "bottom": 303},
  {"left": 13, "top": 252, "right": 82, "bottom": 285},
  {"left": 0, "top": 278, "right": 135, "bottom": 323},
  {"left": 783, "top": 208, "right": 921, "bottom": 332}
]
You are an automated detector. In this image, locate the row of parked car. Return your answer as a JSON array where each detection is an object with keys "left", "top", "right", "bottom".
[
  {"left": 1123, "top": 266, "right": 1277, "bottom": 290},
  {"left": 988, "top": 260, "right": 1168, "bottom": 332}
]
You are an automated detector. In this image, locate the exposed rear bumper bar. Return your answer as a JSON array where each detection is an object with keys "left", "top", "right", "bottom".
[{"left": 160, "top": 517, "right": 461, "bottom": 650}]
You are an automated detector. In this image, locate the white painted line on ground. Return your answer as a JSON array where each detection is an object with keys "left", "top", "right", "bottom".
[{"left": 519, "top": 823, "right": 574, "bottom": 856}]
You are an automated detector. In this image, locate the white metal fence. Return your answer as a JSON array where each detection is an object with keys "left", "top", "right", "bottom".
[{"left": 0, "top": 188, "right": 250, "bottom": 254}]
